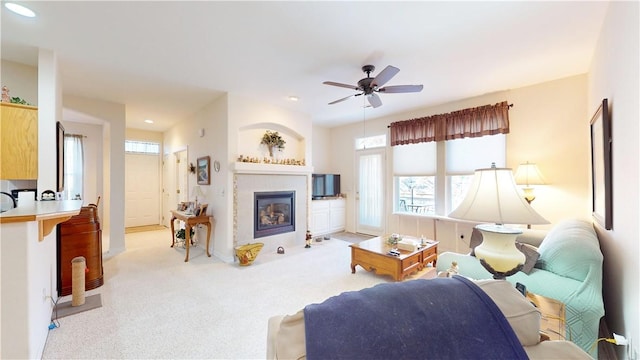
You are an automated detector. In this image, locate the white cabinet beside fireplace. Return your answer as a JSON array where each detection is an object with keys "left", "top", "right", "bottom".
[{"left": 310, "top": 198, "right": 345, "bottom": 236}]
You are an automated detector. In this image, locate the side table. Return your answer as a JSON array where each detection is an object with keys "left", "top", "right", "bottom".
[
  {"left": 526, "top": 292, "right": 566, "bottom": 341},
  {"left": 170, "top": 210, "right": 212, "bottom": 262}
]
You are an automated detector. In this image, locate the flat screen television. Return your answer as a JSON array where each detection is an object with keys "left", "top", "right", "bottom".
[{"left": 312, "top": 174, "right": 340, "bottom": 199}]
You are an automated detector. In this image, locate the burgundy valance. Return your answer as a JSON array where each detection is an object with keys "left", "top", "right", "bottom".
[{"left": 389, "top": 101, "right": 511, "bottom": 146}]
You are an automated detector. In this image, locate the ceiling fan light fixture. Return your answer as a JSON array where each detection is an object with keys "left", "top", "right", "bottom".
[{"left": 324, "top": 64, "right": 422, "bottom": 108}]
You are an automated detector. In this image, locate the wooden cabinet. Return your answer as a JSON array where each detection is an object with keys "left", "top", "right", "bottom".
[
  {"left": 57, "top": 205, "right": 104, "bottom": 296},
  {"left": 310, "top": 198, "right": 346, "bottom": 236},
  {"left": 0, "top": 103, "right": 38, "bottom": 179}
]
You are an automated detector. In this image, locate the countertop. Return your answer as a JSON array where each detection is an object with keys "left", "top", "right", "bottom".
[
  {"left": 0, "top": 200, "right": 83, "bottom": 240},
  {"left": 0, "top": 200, "right": 83, "bottom": 222}
]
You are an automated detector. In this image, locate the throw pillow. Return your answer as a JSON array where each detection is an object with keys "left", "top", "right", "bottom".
[
  {"left": 469, "top": 227, "right": 483, "bottom": 256},
  {"left": 516, "top": 242, "right": 540, "bottom": 274}
]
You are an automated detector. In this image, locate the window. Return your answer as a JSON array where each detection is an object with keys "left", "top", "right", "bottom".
[
  {"left": 355, "top": 134, "right": 386, "bottom": 150},
  {"left": 64, "top": 134, "right": 84, "bottom": 200},
  {"left": 396, "top": 176, "right": 435, "bottom": 214},
  {"left": 393, "top": 134, "right": 505, "bottom": 216},
  {"left": 125, "top": 140, "right": 160, "bottom": 154},
  {"left": 393, "top": 142, "right": 437, "bottom": 214}
]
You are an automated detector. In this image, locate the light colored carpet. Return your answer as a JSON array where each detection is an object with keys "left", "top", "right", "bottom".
[
  {"left": 124, "top": 224, "right": 167, "bottom": 234},
  {"left": 42, "top": 228, "right": 436, "bottom": 359}
]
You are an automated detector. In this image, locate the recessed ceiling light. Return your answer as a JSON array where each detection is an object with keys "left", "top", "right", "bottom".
[
  {"left": 288, "top": 96, "right": 299, "bottom": 102},
  {"left": 144, "top": 119, "right": 154, "bottom": 124},
  {"left": 5, "top": 3, "right": 36, "bottom": 17}
]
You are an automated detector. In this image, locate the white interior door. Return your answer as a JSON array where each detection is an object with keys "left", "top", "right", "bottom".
[
  {"left": 125, "top": 153, "right": 161, "bottom": 227},
  {"left": 356, "top": 148, "right": 385, "bottom": 236},
  {"left": 162, "top": 154, "right": 170, "bottom": 227}
]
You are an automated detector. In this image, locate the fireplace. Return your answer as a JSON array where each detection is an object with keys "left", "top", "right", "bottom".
[{"left": 254, "top": 191, "right": 295, "bottom": 238}]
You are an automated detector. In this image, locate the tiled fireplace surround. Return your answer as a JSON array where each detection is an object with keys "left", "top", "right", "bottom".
[{"left": 233, "top": 167, "right": 310, "bottom": 254}]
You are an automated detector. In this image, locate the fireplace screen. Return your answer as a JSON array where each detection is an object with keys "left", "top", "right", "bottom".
[{"left": 254, "top": 191, "right": 295, "bottom": 238}]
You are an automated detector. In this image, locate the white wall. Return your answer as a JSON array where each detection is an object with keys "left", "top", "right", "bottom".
[
  {"left": 164, "top": 95, "right": 229, "bottom": 260},
  {"left": 588, "top": 2, "right": 640, "bottom": 359},
  {"left": 63, "top": 95, "right": 126, "bottom": 256},
  {"left": 311, "top": 125, "right": 331, "bottom": 173}
]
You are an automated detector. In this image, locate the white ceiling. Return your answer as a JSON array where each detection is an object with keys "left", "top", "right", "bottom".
[{"left": 1, "top": 1, "right": 609, "bottom": 132}]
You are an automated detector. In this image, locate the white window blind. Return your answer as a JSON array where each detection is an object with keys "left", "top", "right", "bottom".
[
  {"left": 446, "top": 134, "right": 505, "bottom": 174},
  {"left": 393, "top": 142, "right": 436, "bottom": 176}
]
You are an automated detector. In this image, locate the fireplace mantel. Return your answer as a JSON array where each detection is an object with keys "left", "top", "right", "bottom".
[{"left": 231, "top": 162, "right": 313, "bottom": 175}]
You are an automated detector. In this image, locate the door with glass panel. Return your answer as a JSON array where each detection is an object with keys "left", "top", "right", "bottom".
[{"left": 356, "top": 148, "right": 385, "bottom": 235}]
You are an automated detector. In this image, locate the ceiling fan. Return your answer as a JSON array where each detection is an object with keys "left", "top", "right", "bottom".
[{"left": 323, "top": 64, "right": 423, "bottom": 108}]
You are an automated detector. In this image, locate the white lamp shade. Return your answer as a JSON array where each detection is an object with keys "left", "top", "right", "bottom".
[
  {"left": 514, "top": 162, "right": 546, "bottom": 186},
  {"left": 191, "top": 186, "right": 205, "bottom": 199},
  {"left": 448, "top": 166, "right": 549, "bottom": 225}
]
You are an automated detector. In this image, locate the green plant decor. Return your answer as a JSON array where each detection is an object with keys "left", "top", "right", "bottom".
[
  {"left": 175, "top": 228, "right": 195, "bottom": 240},
  {"left": 260, "top": 130, "right": 286, "bottom": 156},
  {"left": 10, "top": 97, "right": 31, "bottom": 105}
]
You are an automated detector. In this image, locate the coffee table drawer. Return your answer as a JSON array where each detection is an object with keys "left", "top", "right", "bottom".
[
  {"left": 401, "top": 252, "right": 421, "bottom": 273},
  {"left": 353, "top": 250, "right": 396, "bottom": 273}
]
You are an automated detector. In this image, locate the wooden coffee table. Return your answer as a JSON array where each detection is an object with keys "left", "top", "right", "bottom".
[{"left": 350, "top": 236, "right": 438, "bottom": 281}]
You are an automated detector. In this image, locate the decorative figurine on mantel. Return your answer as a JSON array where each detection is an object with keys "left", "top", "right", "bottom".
[
  {"left": 305, "top": 230, "right": 312, "bottom": 248},
  {"left": 1, "top": 86, "right": 10, "bottom": 102}
]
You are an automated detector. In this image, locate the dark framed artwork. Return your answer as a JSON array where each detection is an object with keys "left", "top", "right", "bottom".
[
  {"left": 589, "top": 98, "right": 612, "bottom": 230},
  {"left": 197, "top": 156, "right": 210, "bottom": 185},
  {"left": 56, "top": 122, "right": 65, "bottom": 192}
]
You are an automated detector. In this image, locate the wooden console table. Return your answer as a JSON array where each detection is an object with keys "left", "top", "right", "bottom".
[
  {"left": 170, "top": 210, "right": 212, "bottom": 262},
  {"left": 350, "top": 236, "right": 438, "bottom": 281}
]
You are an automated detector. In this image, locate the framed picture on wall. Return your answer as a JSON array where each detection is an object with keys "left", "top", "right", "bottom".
[
  {"left": 590, "top": 98, "right": 612, "bottom": 230},
  {"left": 197, "top": 156, "right": 210, "bottom": 185}
]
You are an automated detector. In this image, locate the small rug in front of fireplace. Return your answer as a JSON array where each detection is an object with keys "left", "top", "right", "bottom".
[{"left": 330, "top": 231, "right": 375, "bottom": 244}]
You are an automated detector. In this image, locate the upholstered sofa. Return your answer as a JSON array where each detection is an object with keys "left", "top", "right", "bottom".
[
  {"left": 436, "top": 219, "right": 604, "bottom": 358},
  {"left": 267, "top": 278, "right": 591, "bottom": 359}
]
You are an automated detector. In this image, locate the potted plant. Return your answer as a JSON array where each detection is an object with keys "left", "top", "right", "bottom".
[
  {"left": 175, "top": 227, "right": 195, "bottom": 241},
  {"left": 260, "top": 130, "right": 286, "bottom": 157}
]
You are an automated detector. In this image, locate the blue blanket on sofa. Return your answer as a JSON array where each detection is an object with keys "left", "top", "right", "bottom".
[{"left": 303, "top": 276, "right": 528, "bottom": 360}]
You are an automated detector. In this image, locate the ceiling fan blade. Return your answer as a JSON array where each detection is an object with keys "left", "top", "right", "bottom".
[
  {"left": 378, "top": 84, "right": 424, "bottom": 93},
  {"left": 371, "top": 65, "right": 400, "bottom": 88},
  {"left": 323, "top": 81, "right": 359, "bottom": 91},
  {"left": 368, "top": 93, "right": 382, "bottom": 108},
  {"left": 328, "top": 94, "right": 356, "bottom": 105}
]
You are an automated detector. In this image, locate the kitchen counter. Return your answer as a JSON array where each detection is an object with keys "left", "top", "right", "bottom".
[{"left": 0, "top": 200, "right": 83, "bottom": 241}]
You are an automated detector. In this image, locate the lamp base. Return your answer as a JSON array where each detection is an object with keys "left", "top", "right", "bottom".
[
  {"left": 474, "top": 224, "right": 526, "bottom": 280},
  {"left": 479, "top": 259, "right": 523, "bottom": 280}
]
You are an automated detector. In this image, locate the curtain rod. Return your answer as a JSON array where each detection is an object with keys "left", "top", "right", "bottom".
[
  {"left": 386, "top": 103, "right": 514, "bottom": 128},
  {"left": 65, "top": 133, "right": 87, "bottom": 138}
]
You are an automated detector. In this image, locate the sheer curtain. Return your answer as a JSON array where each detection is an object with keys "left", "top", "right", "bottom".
[
  {"left": 64, "top": 134, "right": 84, "bottom": 200},
  {"left": 358, "top": 151, "right": 383, "bottom": 228}
]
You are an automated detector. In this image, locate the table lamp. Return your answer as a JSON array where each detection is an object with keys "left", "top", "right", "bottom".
[
  {"left": 191, "top": 185, "right": 206, "bottom": 211},
  {"left": 514, "top": 161, "right": 546, "bottom": 204},
  {"left": 448, "top": 163, "right": 549, "bottom": 279}
]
